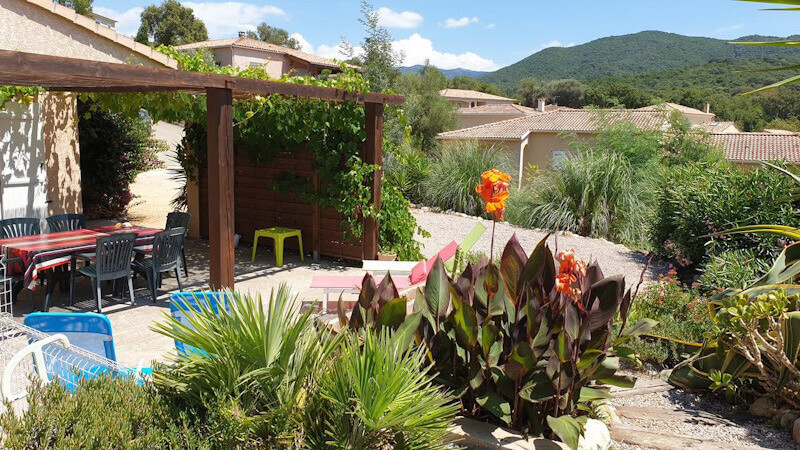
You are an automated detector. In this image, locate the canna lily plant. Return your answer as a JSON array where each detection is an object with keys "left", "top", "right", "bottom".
[{"left": 340, "top": 235, "right": 655, "bottom": 448}]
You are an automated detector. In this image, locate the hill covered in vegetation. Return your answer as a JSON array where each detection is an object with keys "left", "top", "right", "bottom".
[{"left": 481, "top": 31, "right": 800, "bottom": 91}]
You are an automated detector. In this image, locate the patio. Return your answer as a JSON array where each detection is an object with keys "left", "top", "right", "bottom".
[{"left": 8, "top": 236, "right": 368, "bottom": 366}]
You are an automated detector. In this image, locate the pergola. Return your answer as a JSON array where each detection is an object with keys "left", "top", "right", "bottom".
[{"left": 0, "top": 50, "right": 404, "bottom": 289}]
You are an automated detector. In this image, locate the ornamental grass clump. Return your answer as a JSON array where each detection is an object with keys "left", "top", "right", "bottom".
[
  {"left": 340, "top": 234, "right": 655, "bottom": 448},
  {"left": 423, "top": 141, "right": 511, "bottom": 216}
]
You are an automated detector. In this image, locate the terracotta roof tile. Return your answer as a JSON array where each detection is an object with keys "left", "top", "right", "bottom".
[
  {"left": 458, "top": 103, "right": 541, "bottom": 115},
  {"left": 175, "top": 37, "right": 355, "bottom": 70},
  {"left": 438, "top": 109, "right": 668, "bottom": 140},
  {"left": 636, "top": 102, "right": 714, "bottom": 116},
  {"left": 711, "top": 133, "right": 800, "bottom": 163},
  {"left": 439, "top": 89, "right": 515, "bottom": 102}
]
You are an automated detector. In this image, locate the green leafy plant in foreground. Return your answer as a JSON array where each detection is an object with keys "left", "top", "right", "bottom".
[
  {"left": 0, "top": 376, "right": 225, "bottom": 448},
  {"left": 307, "top": 330, "right": 457, "bottom": 449},
  {"left": 341, "top": 235, "right": 656, "bottom": 447},
  {"left": 151, "top": 286, "right": 340, "bottom": 446}
]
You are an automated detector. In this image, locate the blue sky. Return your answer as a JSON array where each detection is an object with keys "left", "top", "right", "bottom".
[{"left": 93, "top": 0, "right": 800, "bottom": 71}]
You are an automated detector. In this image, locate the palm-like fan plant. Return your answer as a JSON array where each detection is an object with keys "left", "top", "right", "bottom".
[
  {"left": 736, "top": 0, "right": 800, "bottom": 94},
  {"left": 151, "top": 286, "right": 340, "bottom": 445},
  {"left": 307, "top": 330, "right": 458, "bottom": 449}
]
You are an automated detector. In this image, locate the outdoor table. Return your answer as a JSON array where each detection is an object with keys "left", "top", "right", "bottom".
[{"left": 0, "top": 225, "right": 162, "bottom": 311}]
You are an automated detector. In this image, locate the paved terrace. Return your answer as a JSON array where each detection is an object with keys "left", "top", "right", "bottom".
[{"left": 10, "top": 238, "right": 365, "bottom": 367}]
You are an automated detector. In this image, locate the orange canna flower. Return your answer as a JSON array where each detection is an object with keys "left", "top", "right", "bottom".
[
  {"left": 556, "top": 272, "right": 577, "bottom": 296},
  {"left": 556, "top": 249, "right": 587, "bottom": 297},
  {"left": 475, "top": 169, "right": 511, "bottom": 221}
]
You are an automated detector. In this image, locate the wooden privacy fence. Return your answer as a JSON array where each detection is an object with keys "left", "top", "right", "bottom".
[{"left": 199, "top": 146, "right": 366, "bottom": 261}]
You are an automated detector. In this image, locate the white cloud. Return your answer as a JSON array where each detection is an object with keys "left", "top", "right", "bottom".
[
  {"left": 376, "top": 7, "right": 423, "bottom": 29},
  {"left": 444, "top": 16, "right": 479, "bottom": 29},
  {"left": 712, "top": 24, "right": 745, "bottom": 34},
  {"left": 182, "top": 2, "right": 286, "bottom": 39},
  {"left": 302, "top": 33, "right": 497, "bottom": 71},
  {"left": 392, "top": 33, "right": 498, "bottom": 71},
  {"left": 486, "top": 23, "right": 496, "bottom": 30},
  {"left": 93, "top": 6, "right": 143, "bottom": 37},
  {"left": 540, "top": 40, "right": 576, "bottom": 49},
  {"left": 290, "top": 33, "right": 314, "bottom": 53}
]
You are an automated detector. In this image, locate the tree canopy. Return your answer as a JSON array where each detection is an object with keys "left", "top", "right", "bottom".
[
  {"left": 56, "top": 0, "right": 92, "bottom": 16},
  {"left": 135, "top": 0, "right": 208, "bottom": 47},
  {"left": 343, "top": 1, "right": 402, "bottom": 92},
  {"left": 245, "top": 22, "right": 300, "bottom": 49}
]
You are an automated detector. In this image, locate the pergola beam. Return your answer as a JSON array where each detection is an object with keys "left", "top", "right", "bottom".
[
  {"left": 0, "top": 49, "right": 403, "bottom": 291},
  {"left": 0, "top": 50, "right": 405, "bottom": 104}
]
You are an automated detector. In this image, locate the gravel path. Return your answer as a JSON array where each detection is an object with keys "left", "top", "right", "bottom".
[
  {"left": 412, "top": 208, "right": 666, "bottom": 287},
  {"left": 611, "top": 377, "right": 794, "bottom": 449}
]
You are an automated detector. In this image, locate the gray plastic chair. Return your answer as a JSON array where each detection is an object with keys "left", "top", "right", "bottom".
[
  {"left": 132, "top": 228, "right": 185, "bottom": 302},
  {"left": 69, "top": 233, "right": 136, "bottom": 313},
  {"left": 46, "top": 213, "right": 86, "bottom": 232},
  {"left": 0, "top": 218, "right": 40, "bottom": 304},
  {"left": 0, "top": 218, "right": 40, "bottom": 239},
  {"left": 165, "top": 212, "right": 191, "bottom": 276}
]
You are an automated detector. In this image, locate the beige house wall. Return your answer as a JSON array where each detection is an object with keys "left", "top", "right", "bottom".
[
  {"left": 41, "top": 93, "right": 82, "bottom": 216},
  {"left": 458, "top": 114, "right": 524, "bottom": 129},
  {"left": 230, "top": 47, "right": 289, "bottom": 76},
  {"left": 0, "top": 0, "right": 168, "bottom": 68},
  {"left": 521, "top": 132, "right": 594, "bottom": 179}
]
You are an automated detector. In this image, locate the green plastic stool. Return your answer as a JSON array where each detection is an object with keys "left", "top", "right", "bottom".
[{"left": 251, "top": 227, "right": 304, "bottom": 266}]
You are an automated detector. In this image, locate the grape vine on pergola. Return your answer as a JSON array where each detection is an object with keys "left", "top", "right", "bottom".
[{"left": 0, "top": 50, "right": 404, "bottom": 289}]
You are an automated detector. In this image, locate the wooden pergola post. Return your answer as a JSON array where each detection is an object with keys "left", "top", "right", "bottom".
[
  {"left": 206, "top": 86, "right": 235, "bottom": 289},
  {"left": 363, "top": 102, "right": 384, "bottom": 260}
]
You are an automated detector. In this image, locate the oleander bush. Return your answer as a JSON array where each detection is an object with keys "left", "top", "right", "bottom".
[
  {"left": 652, "top": 162, "right": 800, "bottom": 274},
  {"left": 78, "top": 101, "right": 165, "bottom": 219},
  {"left": 423, "top": 141, "right": 511, "bottom": 217}
]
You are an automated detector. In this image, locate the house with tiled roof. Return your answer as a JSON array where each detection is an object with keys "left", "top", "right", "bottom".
[
  {"left": 438, "top": 109, "right": 671, "bottom": 186},
  {"left": 710, "top": 133, "right": 800, "bottom": 166},
  {"left": 175, "top": 34, "right": 355, "bottom": 77},
  {"left": 439, "top": 89, "right": 516, "bottom": 109},
  {"left": 0, "top": 0, "right": 178, "bottom": 225},
  {"left": 455, "top": 100, "right": 573, "bottom": 129},
  {"left": 636, "top": 102, "right": 715, "bottom": 125}
]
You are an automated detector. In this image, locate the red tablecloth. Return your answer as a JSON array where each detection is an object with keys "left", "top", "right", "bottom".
[{"left": 0, "top": 226, "right": 161, "bottom": 289}]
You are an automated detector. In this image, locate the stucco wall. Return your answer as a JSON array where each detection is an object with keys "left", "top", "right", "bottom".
[
  {"left": 230, "top": 47, "right": 288, "bottom": 77},
  {"left": 458, "top": 114, "right": 523, "bottom": 129},
  {"left": 0, "top": 0, "right": 166, "bottom": 67},
  {"left": 41, "top": 92, "right": 81, "bottom": 216}
]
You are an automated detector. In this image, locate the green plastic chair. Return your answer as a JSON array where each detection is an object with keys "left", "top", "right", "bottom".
[{"left": 251, "top": 227, "right": 304, "bottom": 266}]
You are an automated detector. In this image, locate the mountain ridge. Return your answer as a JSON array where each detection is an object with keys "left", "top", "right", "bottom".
[{"left": 480, "top": 30, "right": 800, "bottom": 92}]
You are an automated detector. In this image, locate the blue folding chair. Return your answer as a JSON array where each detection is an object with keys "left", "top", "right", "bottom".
[
  {"left": 169, "top": 291, "right": 236, "bottom": 355},
  {"left": 24, "top": 312, "right": 117, "bottom": 361}
]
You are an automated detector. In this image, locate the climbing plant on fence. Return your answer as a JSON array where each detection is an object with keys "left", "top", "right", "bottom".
[{"left": 91, "top": 46, "right": 424, "bottom": 259}]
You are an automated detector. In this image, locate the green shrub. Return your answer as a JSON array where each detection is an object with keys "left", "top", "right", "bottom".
[
  {"left": 652, "top": 162, "right": 800, "bottom": 272},
  {"left": 696, "top": 249, "right": 770, "bottom": 295},
  {"left": 307, "top": 330, "right": 457, "bottom": 449},
  {"left": 0, "top": 376, "right": 229, "bottom": 448},
  {"left": 423, "top": 141, "right": 511, "bottom": 216},
  {"left": 151, "top": 286, "right": 338, "bottom": 446},
  {"left": 627, "top": 276, "right": 712, "bottom": 365},
  {"left": 79, "top": 101, "right": 165, "bottom": 218},
  {"left": 509, "top": 151, "right": 651, "bottom": 247},
  {"left": 379, "top": 183, "right": 429, "bottom": 260},
  {"left": 383, "top": 142, "right": 431, "bottom": 204}
]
